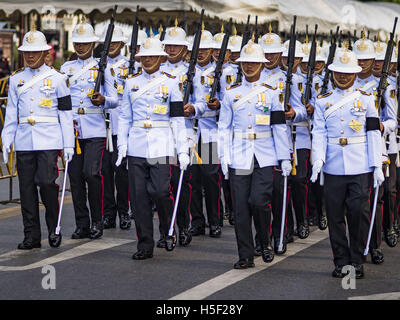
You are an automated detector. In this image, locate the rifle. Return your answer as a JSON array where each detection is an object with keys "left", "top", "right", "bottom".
[
  {"left": 92, "top": 5, "right": 117, "bottom": 152},
  {"left": 93, "top": 5, "right": 117, "bottom": 96},
  {"left": 183, "top": 9, "right": 205, "bottom": 106},
  {"left": 183, "top": 10, "right": 188, "bottom": 33},
  {"left": 283, "top": 16, "right": 297, "bottom": 113},
  {"left": 284, "top": 16, "right": 297, "bottom": 175},
  {"left": 347, "top": 31, "right": 353, "bottom": 51},
  {"left": 128, "top": 5, "right": 139, "bottom": 75},
  {"left": 396, "top": 40, "right": 400, "bottom": 144},
  {"left": 376, "top": 17, "right": 398, "bottom": 116},
  {"left": 338, "top": 30, "right": 343, "bottom": 47},
  {"left": 160, "top": 18, "right": 168, "bottom": 41},
  {"left": 209, "top": 18, "right": 232, "bottom": 101},
  {"left": 320, "top": 26, "right": 339, "bottom": 95},
  {"left": 234, "top": 15, "right": 251, "bottom": 84},
  {"left": 304, "top": 24, "right": 318, "bottom": 107},
  {"left": 254, "top": 16, "right": 258, "bottom": 43}
]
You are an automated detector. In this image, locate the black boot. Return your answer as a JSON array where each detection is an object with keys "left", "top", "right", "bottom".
[
  {"left": 274, "top": 237, "right": 287, "bottom": 255},
  {"left": 156, "top": 234, "right": 166, "bottom": 248},
  {"left": 384, "top": 229, "right": 398, "bottom": 248},
  {"left": 90, "top": 221, "right": 103, "bottom": 240},
  {"left": 261, "top": 246, "right": 274, "bottom": 263},
  {"left": 71, "top": 227, "right": 90, "bottom": 239},
  {"left": 297, "top": 223, "right": 310, "bottom": 239},
  {"left": 103, "top": 216, "right": 116, "bottom": 229},
  {"left": 48, "top": 232, "right": 62, "bottom": 248},
  {"left": 17, "top": 239, "right": 41, "bottom": 250},
  {"left": 119, "top": 213, "right": 131, "bottom": 230},
  {"left": 209, "top": 225, "right": 222, "bottom": 238},
  {"left": 370, "top": 248, "right": 384, "bottom": 264},
  {"left": 179, "top": 229, "right": 192, "bottom": 246},
  {"left": 233, "top": 258, "right": 255, "bottom": 269},
  {"left": 318, "top": 214, "right": 328, "bottom": 230},
  {"left": 165, "top": 231, "right": 177, "bottom": 252}
]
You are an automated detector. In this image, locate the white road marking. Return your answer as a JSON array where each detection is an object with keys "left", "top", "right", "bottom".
[
  {"left": 0, "top": 237, "right": 134, "bottom": 271},
  {"left": 349, "top": 292, "right": 400, "bottom": 300},
  {"left": 0, "top": 238, "right": 87, "bottom": 263},
  {"left": 169, "top": 229, "right": 329, "bottom": 300}
]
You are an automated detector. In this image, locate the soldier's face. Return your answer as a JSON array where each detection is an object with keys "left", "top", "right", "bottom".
[
  {"left": 141, "top": 56, "right": 162, "bottom": 73},
  {"left": 332, "top": 72, "right": 356, "bottom": 89},
  {"left": 109, "top": 42, "right": 124, "bottom": 58},
  {"left": 264, "top": 53, "right": 281, "bottom": 69},
  {"left": 165, "top": 45, "right": 187, "bottom": 62},
  {"left": 314, "top": 61, "right": 325, "bottom": 74},
  {"left": 229, "top": 51, "right": 240, "bottom": 63},
  {"left": 372, "top": 60, "right": 384, "bottom": 77},
  {"left": 357, "top": 58, "right": 374, "bottom": 74},
  {"left": 73, "top": 42, "right": 94, "bottom": 59},
  {"left": 241, "top": 62, "right": 263, "bottom": 79},
  {"left": 300, "top": 62, "right": 308, "bottom": 74},
  {"left": 282, "top": 57, "right": 302, "bottom": 72},
  {"left": 197, "top": 49, "right": 212, "bottom": 65},
  {"left": 212, "top": 49, "right": 230, "bottom": 64},
  {"left": 23, "top": 51, "right": 47, "bottom": 69}
]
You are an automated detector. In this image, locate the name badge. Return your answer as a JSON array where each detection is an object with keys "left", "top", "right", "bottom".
[
  {"left": 153, "top": 104, "right": 167, "bottom": 114},
  {"left": 255, "top": 114, "right": 270, "bottom": 125},
  {"left": 39, "top": 98, "right": 53, "bottom": 108}
]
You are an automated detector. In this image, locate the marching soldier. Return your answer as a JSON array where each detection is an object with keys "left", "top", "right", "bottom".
[
  {"left": 99, "top": 26, "right": 132, "bottom": 231},
  {"left": 160, "top": 20, "right": 193, "bottom": 247},
  {"left": 116, "top": 36, "right": 189, "bottom": 260},
  {"left": 184, "top": 27, "right": 226, "bottom": 238},
  {"left": 311, "top": 47, "right": 384, "bottom": 279},
  {"left": 1, "top": 27, "right": 74, "bottom": 249},
  {"left": 301, "top": 42, "right": 329, "bottom": 230},
  {"left": 281, "top": 39, "right": 311, "bottom": 242},
  {"left": 353, "top": 37, "right": 398, "bottom": 264},
  {"left": 60, "top": 18, "right": 118, "bottom": 240},
  {"left": 218, "top": 40, "right": 291, "bottom": 268}
]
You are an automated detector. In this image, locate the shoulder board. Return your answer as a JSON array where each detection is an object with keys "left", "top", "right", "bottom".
[
  {"left": 162, "top": 72, "right": 176, "bottom": 79},
  {"left": 51, "top": 66, "right": 65, "bottom": 74},
  {"left": 317, "top": 91, "right": 332, "bottom": 99},
  {"left": 127, "top": 70, "right": 142, "bottom": 79},
  {"left": 357, "top": 89, "right": 371, "bottom": 96},
  {"left": 11, "top": 67, "right": 24, "bottom": 76},
  {"left": 227, "top": 82, "right": 241, "bottom": 90},
  {"left": 262, "top": 83, "right": 277, "bottom": 90}
]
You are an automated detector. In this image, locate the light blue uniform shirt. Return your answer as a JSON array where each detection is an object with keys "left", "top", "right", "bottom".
[
  {"left": 60, "top": 56, "right": 118, "bottom": 139},
  {"left": 118, "top": 69, "right": 189, "bottom": 159},
  {"left": 2, "top": 64, "right": 74, "bottom": 151},
  {"left": 218, "top": 78, "right": 290, "bottom": 170},
  {"left": 312, "top": 85, "right": 381, "bottom": 175}
]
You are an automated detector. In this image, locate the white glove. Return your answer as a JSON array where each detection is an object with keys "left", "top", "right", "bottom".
[
  {"left": 2, "top": 145, "right": 10, "bottom": 164},
  {"left": 281, "top": 160, "right": 292, "bottom": 177},
  {"left": 115, "top": 145, "right": 127, "bottom": 167},
  {"left": 374, "top": 167, "right": 385, "bottom": 188},
  {"left": 63, "top": 148, "right": 74, "bottom": 163},
  {"left": 310, "top": 159, "right": 324, "bottom": 183},
  {"left": 178, "top": 153, "right": 190, "bottom": 171},
  {"left": 221, "top": 157, "right": 230, "bottom": 179}
]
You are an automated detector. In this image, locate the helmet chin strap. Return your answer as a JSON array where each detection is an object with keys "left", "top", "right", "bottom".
[
  {"left": 109, "top": 43, "right": 123, "bottom": 57},
  {"left": 197, "top": 49, "right": 212, "bottom": 64},
  {"left": 332, "top": 72, "right": 356, "bottom": 89},
  {"left": 242, "top": 63, "right": 263, "bottom": 78},
  {"left": 75, "top": 43, "right": 94, "bottom": 59},
  {"left": 26, "top": 51, "right": 46, "bottom": 69},
  {"left": 142, "top": 56, "right": 162, "bottom": 73},
  {"left": 167, "top": 46, "right": 185, "bottom": 62}
]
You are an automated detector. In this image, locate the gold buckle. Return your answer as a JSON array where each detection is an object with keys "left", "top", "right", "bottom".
[
  {"left": 27, "top": 116, "right": 35, "bottom": 126},
  {"left": 339, "top": 138, "right": 348, "bottom": 146},
  {"left": 248, "top": 132, "right": 256, "bottom": 140},
  {"left": 77, "top": 107, "right": 85, "bottom": 115},
  {"left": 143, "top": 121, "right": 152, "bottom": 128}
]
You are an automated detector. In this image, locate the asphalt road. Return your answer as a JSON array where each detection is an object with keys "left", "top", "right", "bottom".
[{"left": 0, "top": 169, "right": 400, "bottom": 301}]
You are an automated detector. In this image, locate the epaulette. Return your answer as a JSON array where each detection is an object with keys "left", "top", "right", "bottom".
[
  {"left": 227, "top": 82, "right": 241, "bottom": 90},
  {"left": 51, "top": 66, "right": 65, "bottom": 74},
  {"left": 11, "top": 67, "right": 24, "bottom": 76},
  {"left": 357, "top": 89, "right": 371, "bottom": 96},
  {"left": 317, "top": 91, "right": 332, "bottom": 99},
  {"left": 262, "top": 83, "right": 277, "bottom": 90},
  {"left": 162, "top": 71, "right": 176, "bottom": 79},
  {"left": 127, "top": 70, "right": 142, "bottom": 79}
]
